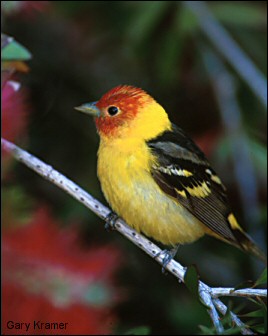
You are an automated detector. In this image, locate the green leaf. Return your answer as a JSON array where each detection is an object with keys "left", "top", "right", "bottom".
[
  {"left": 250, "top": 324, "right": 265, "bottom": 334},
  {"left": 1, "top": 34, "right": 14, "bottom": 49},
  {"left": 124, "top": 326, "right": 151, "bottom": 335},
  {"left": 2, "top": 40, "right": 32, "bottom": 61},
  {"left": 220, "top": 327, "right": 248, "bottom": 335},
  {"left": 261, "top": 300, "right": 267, "bottom": 334},
  {"left": 254, "top": 268, "right": 267, "bottom": 287},
  {"left": 247, "top": 297, "right": 262, "bottom": 306},
  {"left": 198, "top": 325, "right": 216, "bottom": 335},
  {"left": 232, "top": 280, "right": 255, "bottom": 291},
  {"left": 184, "top": 265, "right": 200, "bottom": 302},
  {"left": 245, "top": 300, "right": 267, "bottom": 334},
  {"left": 243, "top": 309, "right": 265, "bottom": 318},
  {"left": 199, "top": 311, "right": 246, "bottom": 335}
]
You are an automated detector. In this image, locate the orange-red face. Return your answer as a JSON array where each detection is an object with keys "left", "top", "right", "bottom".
[
  {"left": 76, "top": 85, "right": 170, "bottom": 141},
  {"left": 93, "top": 85, "right": 154, "bottom": 137}
]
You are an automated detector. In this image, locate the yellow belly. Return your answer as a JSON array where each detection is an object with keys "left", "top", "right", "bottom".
[{"left": 97, "top": 138, "right": 205, "bottom": 246}]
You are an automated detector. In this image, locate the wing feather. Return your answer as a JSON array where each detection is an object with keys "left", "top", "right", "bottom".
[{"left": 147, "top": 124, "right": 238, "bottom": 244}]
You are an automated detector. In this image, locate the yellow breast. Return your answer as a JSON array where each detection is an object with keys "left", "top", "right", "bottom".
[{"left": 97, "top": 137, "right": 205, "bottom": 246}]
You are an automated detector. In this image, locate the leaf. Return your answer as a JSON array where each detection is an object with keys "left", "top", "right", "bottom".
[
  {"left": 124, "top": 326, "right": 151, "bottom": 335},
  {"left": 245, "top": 301, "right": 267, "bottom": 334},
  {"left": 247, "top": 297, "right": 263, "bottom": 306},
  {"left": 250, "top": 324, "right": 265, "bottom": 334},
  {"left": 258, "top": 300, "right": 267, "bottom": 334},
  {"left": 242, "top": 309, "right": 265, "bottom": 318},
  {"left": 2, "top": 40, "right": 32, "bottom": 61},
  {"left": 199, "top": 320, "right": 246, "bottom": 334},
  {"left": 220, "top": 327, "right": 249, "bottom": 335},
  {"left": 232, "top": 280, "right": 255, "bottom": 291},
  {"left": 1, "top": 34, "right": 14, "bottom": 49},
  {"left": 262, "top": 303, "right": 267, "bottom": 334},
  {"left": 222, "top": 303, "right": 233, "bottom": 325},
  {"left": 184, "top": 265, "right": 200, "bottom": 302},
  {"left": 254, "top": 268, "right": 267, "bottom": 287},
  {"left": 198, "top": 325, "right": 216, "bottom": 335}
]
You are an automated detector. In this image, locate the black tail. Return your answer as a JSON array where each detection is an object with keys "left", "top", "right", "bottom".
[{"left": 232, "top": 229, "right": 267, "bottom": 264}]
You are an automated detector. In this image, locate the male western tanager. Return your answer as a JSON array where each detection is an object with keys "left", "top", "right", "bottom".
[{"left": 76, "top": 85, "right": 266, "bottom": 265}]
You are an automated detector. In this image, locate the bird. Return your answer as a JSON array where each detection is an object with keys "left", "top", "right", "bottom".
[{"left": 75, "top": 85, "right": 266, "bottom": 266}]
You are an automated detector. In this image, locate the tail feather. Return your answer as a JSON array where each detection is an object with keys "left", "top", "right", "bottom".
[
  {"left": 225, "top": 213, "right": 266, "bottom": 263},
  {"left": 231, "top": 228, "right": 267, "bottom": 264}
]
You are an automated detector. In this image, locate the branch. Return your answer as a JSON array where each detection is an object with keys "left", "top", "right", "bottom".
[
  {"left": 198, "top": 282, "right": 224, "bottom": 333},
  {"left": 183, "top": 1, "right": 267, "bottom": 108},
  {"left": 211, "top": 288, "right": 267, "bottom": 298},
  {"left": 2, "top": 138, "right": 266, "bottom": 335},
  {"left": 212, "top": 298, "right": 254, "bottom": 336}
]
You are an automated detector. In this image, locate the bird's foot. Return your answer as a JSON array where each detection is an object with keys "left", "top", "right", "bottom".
[
  {"left": 105, "top": 211, "right": 119, "bottom": 231},
  {"left": 155, "top": 246, "right": 179, "bottom": 274}
]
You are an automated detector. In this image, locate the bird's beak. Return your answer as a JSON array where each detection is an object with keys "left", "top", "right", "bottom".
[{"left": 75, "top": 102, "right": 101, "bottom": 117}]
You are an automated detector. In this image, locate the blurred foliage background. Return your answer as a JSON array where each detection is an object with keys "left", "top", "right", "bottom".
[{"left": 2, "top": 1, "right": 267, "bottom": 335}]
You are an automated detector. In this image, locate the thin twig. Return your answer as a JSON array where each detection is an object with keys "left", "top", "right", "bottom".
[
  {"left": 198, "top": 282, "right": 224, "bottom": 332},
  {"left": 183, "top": 1, "right": 267, "bottom": 108},
  {"left": 213, "top": 298, "right": 254, "bottom": 335},
  {"left": 2, "top": 138, "right": 265, "bottom": 334},
  {"left": 211, "top": 288, "right": 267, "bottom": 298}
]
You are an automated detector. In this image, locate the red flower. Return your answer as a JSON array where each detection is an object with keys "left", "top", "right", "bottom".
[
  {"left": 2, "top": 207, "right": 123, "bottom": 335},
  {"left": 2, "top": 284, "right": 116, "bottom": 335}
]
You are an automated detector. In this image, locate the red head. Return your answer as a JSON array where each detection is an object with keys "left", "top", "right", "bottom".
[{"left": 76, "top": 85, "right": 170, "bottom": 140}]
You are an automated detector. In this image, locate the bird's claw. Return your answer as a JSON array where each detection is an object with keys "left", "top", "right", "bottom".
[
  {"left": 154, "top": 249, "right": 172, "bottom": 274},
  {"left": 105, "top": 211, "right": 119, "bottom": 231},
  {"left": 154, "top": 246, "right": 179, "bottom": 274}
]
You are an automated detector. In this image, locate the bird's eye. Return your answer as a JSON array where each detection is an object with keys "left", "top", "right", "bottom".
[{"left": 107, "top": 106, "right": 119, "bottom": 116}]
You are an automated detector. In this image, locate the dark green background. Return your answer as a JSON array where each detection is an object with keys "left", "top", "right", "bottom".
[{"left": 3, "top": 1, "right": 267, "bottom": 334}]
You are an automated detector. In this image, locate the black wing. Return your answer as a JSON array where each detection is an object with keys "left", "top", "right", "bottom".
[{"left": 147, "top": 124, "right": 238, "bottom": 243}]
